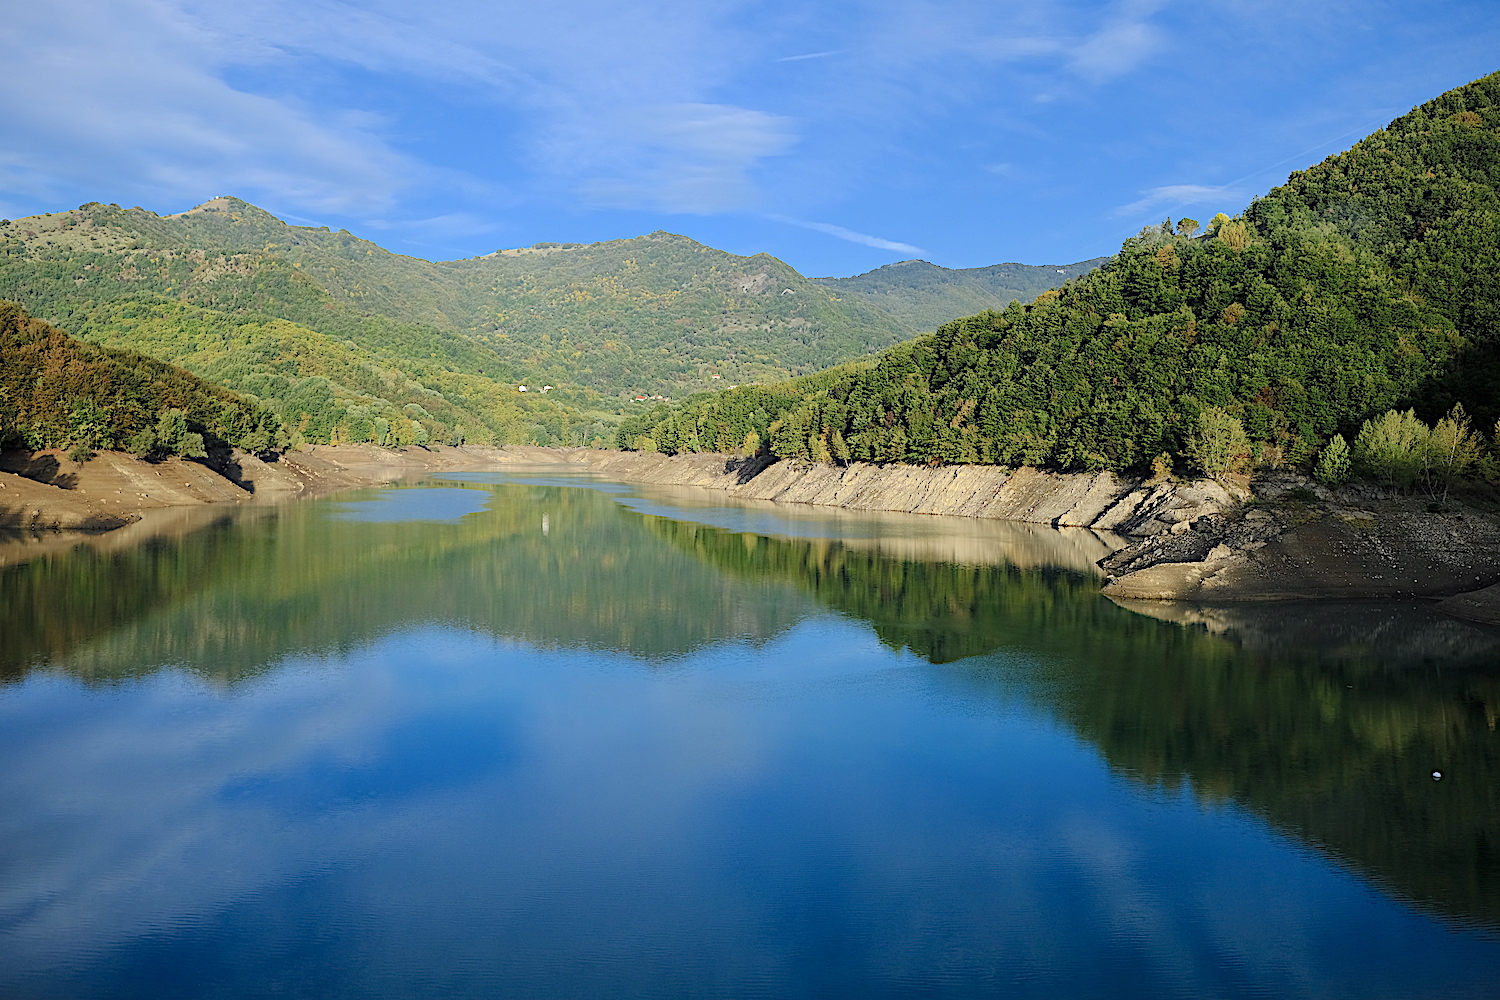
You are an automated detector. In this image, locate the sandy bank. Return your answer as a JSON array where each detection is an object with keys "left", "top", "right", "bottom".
[{"left": 498, "top": 446, "right": 1243, "bottom": 538}]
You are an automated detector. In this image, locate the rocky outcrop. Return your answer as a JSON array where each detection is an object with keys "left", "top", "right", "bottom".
[{"left": 1099, "top": 492, "right": 1500, "bottom": 603}]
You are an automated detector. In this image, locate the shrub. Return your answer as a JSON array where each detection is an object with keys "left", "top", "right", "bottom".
[
  {"left": 1426, "top": 404, "right": 1483, "bottom": 489},
  {"left": 1186, "top": 408, "right": 1250, "bottom": 479},
  {"left": 1314, "top": 434, "right": 1351, "bottom": 485},
  {"left": 1353, "top": 409, "right": 1428, "bottom": 489}
]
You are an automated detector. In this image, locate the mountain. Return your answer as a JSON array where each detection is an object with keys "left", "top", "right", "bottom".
[
  {"left": 813, "top": 257, "right": 1107, "bottom": 333},
  {"left": 0, "top": 199, "right": 1095, "bottom": 446},
  {"left": 620, "top": 71, "right": 1500, "bottom": 474}
]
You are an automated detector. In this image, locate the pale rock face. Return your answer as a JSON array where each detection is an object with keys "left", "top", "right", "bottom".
[{"left": 548, "top": 449, "right": 1500, "bottom": 607}]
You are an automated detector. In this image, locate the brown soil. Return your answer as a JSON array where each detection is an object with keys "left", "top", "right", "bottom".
[{"left": 0, "top": 443, "right": 516, "bottom": 568}]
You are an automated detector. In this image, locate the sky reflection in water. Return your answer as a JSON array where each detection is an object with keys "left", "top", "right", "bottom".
[{"left": 0, "top": 478, "right": 1497, "bottom": 1000}]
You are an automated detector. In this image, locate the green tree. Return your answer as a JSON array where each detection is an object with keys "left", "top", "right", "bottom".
[
  {"left": 1186, "top": 408, "right": 1251, "bottom": 479},
  {"left": 1313, "top": 434, "right": 1351, "bottom": 485},
  {"left": 1426, "top": 404, "right": 1483, "bottom": 494},
  {"left": 154, "top": 408, "right": 207, "bottom": 459},
  {"left": 67, "top": 399, "right": 112, "bottom": 462},
  {"left": 1353, "top": 409, "right": 1429, "bottom": 489}
]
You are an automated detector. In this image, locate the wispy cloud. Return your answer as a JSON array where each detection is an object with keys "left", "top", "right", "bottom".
[
  {"left": 567, "top": 104, "right": 798, "bottom": 214},
  {"left": 1112, "top": 184, "right": 1233, "bottom": 218},
  {"left": 775, "top": 50, "right": 843, "bottom": 62},
  {"left": 1068, "top": 0, "right": 1170, "bottom": 82},
  {"left": 773, "top": 216, "right": 922, "bottom": 253},
  {"left": 0, "top": 0, "right": 423, "bottom": 214}
]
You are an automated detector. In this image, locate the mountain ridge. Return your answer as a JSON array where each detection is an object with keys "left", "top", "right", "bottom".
[{"left": 0, "top": 198, "right": 1098, "bottom": 447}]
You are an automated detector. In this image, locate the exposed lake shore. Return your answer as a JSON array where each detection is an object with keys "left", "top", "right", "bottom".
[{"left": 5, "top": 443, "right": 1499, "bottom": 626}]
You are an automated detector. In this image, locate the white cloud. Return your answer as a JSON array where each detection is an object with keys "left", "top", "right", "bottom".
[
  {"left": 1069, "top": 20, "right": 1164, "bottom": 81},
  {"left": 1112, "top": 184, "right": 1233, "bottom": 218},
  {"left": 0, "top": 0, "right": 417, "bottom": 214},
  {"left": 0, "top": 0, "right": 1184, "bottom": 224},
  {"left": 773, "top": 216, "right": 922, "bottom": 253}
]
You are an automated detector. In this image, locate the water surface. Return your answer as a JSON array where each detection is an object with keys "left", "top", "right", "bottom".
[{"left": 1, "top": 474, "right": 1497, "bottom": 999}]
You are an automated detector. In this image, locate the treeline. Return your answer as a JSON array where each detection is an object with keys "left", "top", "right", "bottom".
[
  {"left": 622, "top": 72, "right": 1500, "bottom": 484},
  {"left": 0, "top": 300, "right": 285, "bottom": 458}
]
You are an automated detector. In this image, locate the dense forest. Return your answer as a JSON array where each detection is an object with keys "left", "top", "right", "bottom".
[
  {"left": 620, "top": 72, "right": 1500, "bottom": 481},
  {"left": 0, "top": 301, "right": 284, "bottom": 458}
]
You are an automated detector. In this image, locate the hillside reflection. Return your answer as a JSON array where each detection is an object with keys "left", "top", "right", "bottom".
[
  {"left": 0, "top": 483, "right": 814, "bottom": 683},
  {"left": 3, "top": 479, "right": 1498, "bottom": 934},
  {"left": 653, "top": 516, "right": 1500, "bottom": 935}
]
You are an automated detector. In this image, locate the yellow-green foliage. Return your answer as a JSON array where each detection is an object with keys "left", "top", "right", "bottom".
[
  {"left": 1186, "top": 407, "right": 1251, "bottom": 479},
  {"left": 1353, "top": 409, "right": 1431, "bottom": 488},
  {"left": 1314, "top": 434, "right": 1351, "bottom": 485},
  {"left": 1352, "top": 404, "right": 1485, "bottom": 490}
]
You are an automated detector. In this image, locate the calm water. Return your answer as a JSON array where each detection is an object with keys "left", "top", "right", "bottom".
[{"left": 1, "top": 472, "right": 1498, "bottom": 999}]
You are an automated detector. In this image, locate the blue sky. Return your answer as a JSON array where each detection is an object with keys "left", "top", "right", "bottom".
[{"left": 1, "top": 1, "right": 1496, "bottom": 276}]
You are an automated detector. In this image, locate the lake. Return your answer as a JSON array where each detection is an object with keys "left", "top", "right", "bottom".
[{"left": 2, "top": 471, "right": 1497, "bottom": 999}]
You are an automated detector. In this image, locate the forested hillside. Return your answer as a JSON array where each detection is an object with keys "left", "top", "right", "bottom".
[
  {"left": 0, "top": 301, "right": 284, "bottom": 458},
  {"left": 814, "top": 257, "right": 1107, "bottom": 333},
  {"left": 0, "top": 199, "right": 1091, "bottom": 446},
  {"left": 621, "top": 72, "right": 1500, "bottom": 476},
  {"left": 0, "top": 204, "right": 610, "bottom": 447}
]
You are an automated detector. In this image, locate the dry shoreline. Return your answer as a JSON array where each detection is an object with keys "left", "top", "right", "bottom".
[
  {"left": 502, "top": 448, "right": 1500, "bottom": 626},
  {"left": 6, "top": 444, "right": 1499, "bottom": 627},
  {"left": 0, "top": 444, "right": 512, "bottom": 568}
]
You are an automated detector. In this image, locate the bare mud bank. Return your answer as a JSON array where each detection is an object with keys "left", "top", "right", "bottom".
[
  {"left": 502, "top": 448, "right": 1500, "bottom": 618},
  {"left": 0, "top": 443, "right": 512, "bottom": 567},
  {"left": 499, "top": 446, "right": 1242, "bottom": 538},
  {"left": 9, "top": 443, "right": 1500, "bottom": 623}
]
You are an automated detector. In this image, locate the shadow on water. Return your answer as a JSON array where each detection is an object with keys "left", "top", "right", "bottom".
[{"left": 2, "top": 478, "right": 1498, "bottom": 934}]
